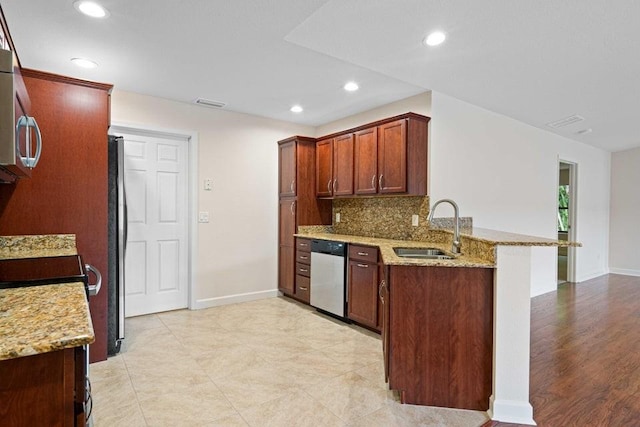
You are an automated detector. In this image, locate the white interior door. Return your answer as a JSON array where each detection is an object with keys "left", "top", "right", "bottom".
[{"left": 119, "top": 132, "right": 189, "bottom": 317}]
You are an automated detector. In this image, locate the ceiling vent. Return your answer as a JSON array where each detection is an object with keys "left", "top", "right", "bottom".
[
  {"left": 194, "top": 98, "right": 226, "bottom": 108},
  {"left": 546, "top": 114, "right": 585, "bottom": 129}
]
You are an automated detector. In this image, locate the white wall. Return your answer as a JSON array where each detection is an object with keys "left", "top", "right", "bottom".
[
  {"left": 111, "top": 90, "right": 315, "bottom": 307},
  {"left": 609, "top": 147, "right": 640, "bottom": 276},
  {"left": 315, "top": 92, "right": 431, "bottom": 136},
  {"left": 430, "top": 92, "right": 611, "bottom": 295}
]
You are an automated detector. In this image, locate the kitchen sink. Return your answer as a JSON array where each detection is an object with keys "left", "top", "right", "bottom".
[{"left": 393, "top": 247, "right": 454, "bottom": 260}]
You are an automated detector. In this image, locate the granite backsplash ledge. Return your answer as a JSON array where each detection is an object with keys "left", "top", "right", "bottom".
[{"left": 0, "top": 234, "right": 77, "bottom": 259}]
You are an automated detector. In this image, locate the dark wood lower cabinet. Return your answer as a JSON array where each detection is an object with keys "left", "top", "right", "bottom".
[
  {"left": 0, "top": 347, "right": 86, "bottom": 426},
  {"left": 347, "top": 245, "right": 381, "bottom": 331},
  {"left": 386, "top": 265, "right": 494, "bottom": 411},
  {"left": 348, "top": 259, "right": 379, "bottom": 328}
]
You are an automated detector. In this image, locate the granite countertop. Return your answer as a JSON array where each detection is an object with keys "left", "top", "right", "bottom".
[
  {"left": 295, "top": 231, "right": 495, "bottom": 268},
  {"left": 0, "top": 282, "right": 94, "bottom": 361},
  {"left": 455, "top": 227, "right": 582, "bottom": 247},
  {"left": 296, "top": 226, "right": 580, "bottom": 268}
]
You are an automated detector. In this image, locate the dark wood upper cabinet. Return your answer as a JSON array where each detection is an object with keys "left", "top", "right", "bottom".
[
  {"left": 318, "top": 113, "right": 428, "bottom": 197},
  {"left": 317, "top": 134, "right": 354, "bottom": 197},
  {"left": 354, "top": 127, "right": 378, "bottom": 195},
  {"left": 333, "top": 133, "right": 354, "bottom": 196},
  {"left": 378, "top": 119, "right": 407, "bottom": 193},
  {"left": 315, "top": 138, "right": 333, "bottom": 197},
  {"left": 279, "top": 141, "right": 296, "bottom": 197}
]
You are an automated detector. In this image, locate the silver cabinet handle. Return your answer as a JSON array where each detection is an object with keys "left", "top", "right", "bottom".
[
  {"left": 357, "top": 252, "right": 369, "bottom": 256},
  {"left": 299, "top": 242, "right": 308, "bottom": 247},
  {"left": 298, "top": 286, "right": 308, "bottom": 291},
  {"left": 379, "top": 280, "right": 386, "bottom": 303},
  {"left": 86, "top": 264, "right": 102, "bottom": 296},
  {"left": 299, "top": 268, "right": 309, "bottom": 273},
  {"left": 299, "top": 255, "right": 308, "bottom": 260},
  {"left": 333, "top": 179, "right": 337, "bottom": 193},
  {"left": 327, "top": 179, "right": 332, "bottom": 194},
  {"left": 290, "top": 180, "right": 295, "bottom": 193},
  {"left": 378, "top": 174, "right": 384, "bottom": 190},
  {"left": 15, "top": 116, "right": 29, "bottom": 167},
  {"left": 357, "top": 263, "right": 369, "bottom": 268},
  {"left": 371, "top": 174, "right": 376, "bottom": 189},
  {"left": 26, "top": 116, "right": 42, "bottom": 168},
  {"left": 290, "top": 201, "right": 295, "bottom": 215}
]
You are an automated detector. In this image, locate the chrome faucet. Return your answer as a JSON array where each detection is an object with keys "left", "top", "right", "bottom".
[{"left": 427, "top": 199, "right": 461, "bottom": 254}]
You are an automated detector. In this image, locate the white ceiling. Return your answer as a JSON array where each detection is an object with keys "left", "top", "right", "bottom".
[{"left": 3, "top": 0, "right": 640, "bottom": 152}]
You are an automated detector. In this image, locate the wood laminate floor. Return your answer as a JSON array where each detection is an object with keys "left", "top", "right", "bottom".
[{"left": 487, "top": 273, "right": 640, "bottom": 427}]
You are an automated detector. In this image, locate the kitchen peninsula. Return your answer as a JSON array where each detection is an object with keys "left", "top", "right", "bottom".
[{"left": 295, "top": 211, "right": 579, "bottom": 425}]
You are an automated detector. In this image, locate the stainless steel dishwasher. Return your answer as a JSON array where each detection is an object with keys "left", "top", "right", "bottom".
[{"left": 310, "top": 239, "right": 347, "bottom": 318}]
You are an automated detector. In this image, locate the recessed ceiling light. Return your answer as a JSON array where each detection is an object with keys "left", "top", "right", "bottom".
[
  {"left": 74, "top": 1, "right": 110, "bottom": 18},
  {"left": 424, "top": 31, "right": 446, "bottom": 47},
  {"left": 290, "top": 105, "right": 303, "bottom": 113},
  {"left": 71, "top": 57, "right": 98, "bottom": 69},
  {"left": 344, "top": 81, "right": 359, "bottom": 92}
]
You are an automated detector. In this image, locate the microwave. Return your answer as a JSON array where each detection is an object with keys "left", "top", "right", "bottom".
[{"left": 0, "top": 48, "right": 41, "bottom": 183}]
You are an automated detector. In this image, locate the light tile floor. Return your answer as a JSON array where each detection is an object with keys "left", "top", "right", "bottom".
[{"left": 91, "top": 297, "right": 489, "bottom": 427}]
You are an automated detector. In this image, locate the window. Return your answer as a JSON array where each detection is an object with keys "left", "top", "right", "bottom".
[{"left": 558, "top": 185, "right": 569, "bottom": 232}]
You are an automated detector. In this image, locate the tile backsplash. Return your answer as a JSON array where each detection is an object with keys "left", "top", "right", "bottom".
[{"left": 332, "top": 196, "right": 431, "bottom": 240}]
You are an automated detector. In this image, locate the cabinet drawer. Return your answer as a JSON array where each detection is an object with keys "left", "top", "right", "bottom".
[
  {"left": 296, "top": 238, "right": 311, "bottom": 251},
  {"left": 296, "top": 262, "right": 311, "bottom": 277},
  {"left": 295, "top": 275, "right": 310, "bottom": 303},
  {"left": 296, "top": 250, "right": 311, "bottom": 264},
  {"left": 349, "top": 244, "right": 378, "bottom": 263}
]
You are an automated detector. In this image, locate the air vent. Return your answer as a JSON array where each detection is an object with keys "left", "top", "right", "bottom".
[
  {"left": 546, "top": 115, "right": 585, "bottom": 129},
  {"left": 194, "top": 98, "right": 226, "bottom": 108}
]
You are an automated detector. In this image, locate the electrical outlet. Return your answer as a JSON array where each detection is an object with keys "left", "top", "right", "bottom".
[
  {"left": 412, "top": 214, "right": 419, "bottom": 226},
  {"left": 198, "top": 211, "right": 210, "bottom": 223},
  {"left": 204, "top": 179, "right": 213, "bottom": 191},
  {"left": 336, "top": 213, "right": 341, "bottom": 223}
]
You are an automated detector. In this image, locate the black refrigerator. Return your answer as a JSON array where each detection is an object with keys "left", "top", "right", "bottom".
[{"left": 107, "top": 135, "right": 126, "bottom": 355}]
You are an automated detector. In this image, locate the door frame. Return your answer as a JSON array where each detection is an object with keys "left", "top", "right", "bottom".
[
  {"left": 557, "top": 159, "right": 577, "bottom": 283},
  {"left": 109, "top": 122, "right": 199, "bottom": 310}
]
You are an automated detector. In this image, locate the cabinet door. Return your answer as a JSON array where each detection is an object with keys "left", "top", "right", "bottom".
[
  {"left": 348, "top": 260, "right": 379, "bottom": 328},
  {"left": 354, "top": 127, "right": 378, "bottom": 194},
  {"left": 279, "top": 141, "right": 296, "bottom": 197},
  {"left": 278, "top": 246, "right": 295, "bottom": 294},
  {"left": 381, "top": 266, "right": 390, "bottom": 382},
  {"left": 333, "top": 133, "right": 354, "bottom": 196},
  {"left": 378, "top": 119, "right": 407, "bottom": 194},
  {"left": 278, "top": 199, "right": 296, "bottom": 247},
  {"left": 316, "top": 138, "right": 333, "bottom": 197}
]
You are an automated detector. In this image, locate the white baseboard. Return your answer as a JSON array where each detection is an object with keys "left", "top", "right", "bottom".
[
  {"left": 193, "top": 289, "right": 279, "bottom": 310},
  {"left": 576, "top": 270, "right": 608, "bottom": 282},
  {"left": 488, "top": 396, "right": 536, "bottom": 425},
  {"left": 609, "top": 268, "right": 640, "bottom": 277}
]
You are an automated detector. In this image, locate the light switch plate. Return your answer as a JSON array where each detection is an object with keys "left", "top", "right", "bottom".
[
  {"left": 198, "top": 211, "right": 210, "bottom": 223},
  {"left": 412, "top": 214, "right": 419, "bottom": 226},
  {"left": 336, "top": 213, "right": 341, "bottom": 223},
  {"left": 204, "top": 179, "right": 213, "bottom": 191}
]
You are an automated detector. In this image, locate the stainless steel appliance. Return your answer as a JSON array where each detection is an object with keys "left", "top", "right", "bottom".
[
  {"left": 0, "top": 255, "right": 102, "bottom": 426},
  {"left": 310, "top": 239, "right": 347, "bottom": 318},
  {"left": 107, "top": 135, "right": 126, "bottom": 355},
  {"left": 0, "top": 48, "right": 41, "bottom": 183}
]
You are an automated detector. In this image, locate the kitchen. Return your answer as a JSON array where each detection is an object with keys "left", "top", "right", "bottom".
[{"left": 1, "top": 1, "right": 639, "bottom": 426}]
